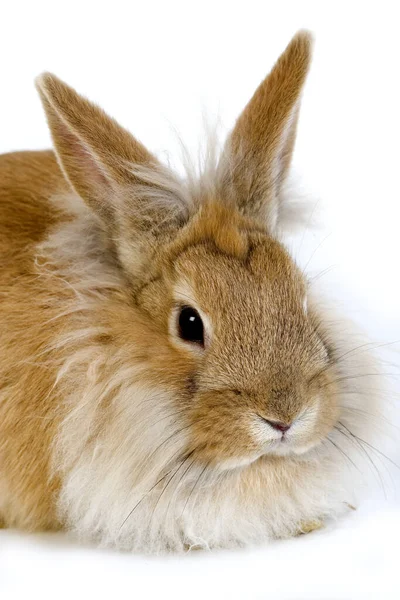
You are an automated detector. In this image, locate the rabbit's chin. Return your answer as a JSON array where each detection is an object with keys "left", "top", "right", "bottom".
[
  {"left": 269, "top": 438, "right": 320, "bottom": 457},
  {"left": 218, "top": 440, "right": 321, "bottom": 471}
]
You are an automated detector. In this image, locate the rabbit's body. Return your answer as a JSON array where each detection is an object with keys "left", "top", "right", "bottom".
[
  {"left": 0, "top": 33, "right": 381, "bottom": 552},
  {"left": 0, "top": 150, "right": 67, "bottom": 529}
]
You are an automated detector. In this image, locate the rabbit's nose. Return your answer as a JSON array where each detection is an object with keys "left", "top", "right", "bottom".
[{"left": 264, "top": 419, "right": 291, "bottom": 434}]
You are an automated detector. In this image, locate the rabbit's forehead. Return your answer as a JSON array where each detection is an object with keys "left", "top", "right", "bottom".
[{"left": 173, "top": 237, "right": 306, "bottom": 315}]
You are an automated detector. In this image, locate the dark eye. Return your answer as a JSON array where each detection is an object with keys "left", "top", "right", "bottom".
[{"left": 178, "top": 306, "right": 204, "bottom": 346}]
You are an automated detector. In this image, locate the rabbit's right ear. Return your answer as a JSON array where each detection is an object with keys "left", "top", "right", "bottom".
[
  {"left": 218, "top": 31, "right": 313, "bottom": 231},
  {"left": 36, "top": 74, "right": 191, "bottom": 278}
]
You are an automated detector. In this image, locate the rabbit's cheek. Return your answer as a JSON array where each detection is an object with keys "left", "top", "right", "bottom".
[{"left": 188, "top": 392, "right": 262, "bottom": 465}]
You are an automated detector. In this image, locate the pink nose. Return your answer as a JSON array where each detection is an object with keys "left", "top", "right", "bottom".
[{"left": 265, "top": 419, "right": 291, "bottom": 434}]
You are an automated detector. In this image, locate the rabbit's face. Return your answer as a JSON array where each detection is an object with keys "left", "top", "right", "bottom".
[{"left": 136, "top": 203, "right": 339, "bottom": 470}]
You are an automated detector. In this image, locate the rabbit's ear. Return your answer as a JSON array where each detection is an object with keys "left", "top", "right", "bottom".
[
  {"left": 36, "top": 74, "right": 190, "bottom": 277},
  {"left": 218, "top": 31, "right": 313, "bottom": 230}
]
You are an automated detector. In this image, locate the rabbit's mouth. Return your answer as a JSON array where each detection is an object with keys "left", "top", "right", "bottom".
[{"left": 250, "top": 402, "right": 330, "bottom": 457}]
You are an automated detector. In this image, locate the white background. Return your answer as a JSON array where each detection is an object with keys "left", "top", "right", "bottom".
[{"left": 1, "top": 1, "right": 400, "bottom": 599}]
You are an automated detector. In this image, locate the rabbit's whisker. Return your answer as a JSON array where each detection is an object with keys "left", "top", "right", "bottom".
[
  {"left": 149, "top": 450, "right": 197, "bottom": 527},
  {"left": 119, "top": 450, "right": 191, "bottom": 532},
  {"left": 143, "top": 424, "right": 192, "bottom": 468},
  {"left": 338, "top": 421, "right": 400, "bottom": 471},
  {"left": 320, "top": 373, "right": 398, "bottom": 392},
  {"left": 333, "top": 425, "right": 387, "bottom": 496},
  {"left": 325, "top": 437, "right": 360, "bottom": 472},
  {"left": 180, "top": 461, "right": 211, "bottom": 519}
]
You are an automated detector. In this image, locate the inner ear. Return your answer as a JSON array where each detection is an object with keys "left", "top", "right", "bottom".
[{"left": 57, "top": 119, "right": 115, "bottom": 219}]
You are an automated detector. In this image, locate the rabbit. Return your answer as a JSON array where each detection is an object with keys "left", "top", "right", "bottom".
[{"left": 0, "top": 30, "right": 383, "bottom": 553}]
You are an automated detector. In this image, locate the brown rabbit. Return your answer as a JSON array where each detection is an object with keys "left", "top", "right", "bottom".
[{"left": 0, "top": 31, "right": 380, "bottom": 552}]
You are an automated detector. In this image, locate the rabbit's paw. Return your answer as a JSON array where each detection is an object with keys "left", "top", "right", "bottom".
[{"left": 296, "top": 519, "right": 324, "bottom": 536}]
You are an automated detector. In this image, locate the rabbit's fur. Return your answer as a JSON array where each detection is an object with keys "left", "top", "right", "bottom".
[{"left": 0, "top": 32, "right": 381, "bottom": 552}]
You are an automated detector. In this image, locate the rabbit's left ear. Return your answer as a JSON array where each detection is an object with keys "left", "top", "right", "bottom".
[
  {"left": 218, "top": 30, "right": 313, "bottom": 230},
  {"left": 36, "top": 73, "right": 192, "bottom": 280}
]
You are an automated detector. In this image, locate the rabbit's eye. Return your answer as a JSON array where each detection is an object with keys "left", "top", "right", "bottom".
[{"left": 178, "top": 306, "right": 204, "bottom": 346}]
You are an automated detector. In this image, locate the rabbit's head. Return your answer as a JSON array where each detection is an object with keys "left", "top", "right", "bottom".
[{"left": 35, "top": 32, "right": 343, "bottom": 474}]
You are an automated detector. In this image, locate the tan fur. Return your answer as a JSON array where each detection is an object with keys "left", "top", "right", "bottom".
[
  {"left": 0, "top": 150, "right": 67, "bottom": 529},
  {"left": 218, "top": 31, "right": 312, "bottom": 229},
  {"left": 0, "top": 32, "right": 381, "bottom": 552}
]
